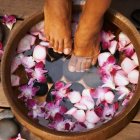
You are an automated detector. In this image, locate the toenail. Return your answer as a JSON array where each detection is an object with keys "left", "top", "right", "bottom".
[
  {"left": 64, "top": 48, "right": 71, "bottom": 55},
  {"left": 69, "top": 66, "right": 76, "bottom": 72}
]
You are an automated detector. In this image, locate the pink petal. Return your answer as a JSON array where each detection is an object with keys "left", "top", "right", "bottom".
[
  {"left": 109, "top": 40, "right": 118, "bottom": 54},
  {"left": 2, "top": 15, "right": 16, "bottom": 30},
  {"left": 104, "top": 91, "right": 115, "bottom": 104},
  {"left": 82, "top": 89, "right": 93, "bottom": 101},
  {"left": 121, "top": 57, "right": 137, "bottom": 74},
  {"left": 65, "top": 107, "right": 77, "bottom": 115},
  {"left": 73, "top": 110, "right": 86, "bottom": 122},
  {"left": 128, "top": 69, "right": 139, "bottom": 84},
  {"left": 68, "top": 91, "right": 81, "bottom": 104},
  {"left": 86, "top": 110, "right": 100, "bottom": 124},
  {"left": 122, "top": 92, "right": 133, "bottom": 106},
  {"left": 102, "top": 103, "right": 115, "bottom": 120},
  {"left": 116, "top": 86, "right": 130, "bottom": 95},
  {"left": 102, "top": 75, "right": 115, "bottom": 89},
  {"left": 118, "top": 32, "right": 131, "bottom": 51},
  {"left": 80, "top": 97, "right": 94, "bottom": 110},
  {"left": 98, "top": 52, "right": 111, "bottom": 67},
  {"left": 131, "top": 52, "right": 139, "bottom": 66},
  {"left": 33, "top": 45, "right": 47, "bottom": 63},
  {"left": 101, "top": 31, "right": 115, "bottom": 50},
  {"left": 21, "top": 56, "right": 35, "bottom": 68},
  {"left": 11, "top": 74, "right": 20, "bottom": 86},
  {"left": 123, "top": 43, "right": 134, "bottom": 57},
  {"left": 74, "top": 103, "right": 87, "bottom": 110},
  {"left": 114, "top": 70, "right": 129, "bottom": 86},
  {"left": 84, "top": 121, "right": 95, "bottom": 129},
  {"left": 11, "top": 55, "right": 22, "bottom": 73},
  {"left": 17, "top": 35, "right": 36, "bottom": 53}
]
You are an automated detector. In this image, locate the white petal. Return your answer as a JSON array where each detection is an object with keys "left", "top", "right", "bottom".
[
  {"left": 82, "top": 89, "right": 93, "bottom": 100},
  {"left": 128, "top": 69, "right": 139, "bottom": 84},
  {"left": 73, "top": 110, "right": 86, "bottom": 122},
  {"left": 86, "top": 110, "right": 100, "bottom": 124},
  {"left": 21, "top": 56, "right": 35, "bottom": 68},
  {"left": 33, "top": 45, "right": 47, "bottom": 62},
  {"left": 98, "top": 52, "right": 111, "bottom": 67},
  {"left": 65, "top": 107, "right": 77, "bottom": 115},
  {"left": 84, "top": 121, "right": 95, "bottom": 129},
  {"left": 17, "top": 35, "right": 36, "bottom": 53},
  {"left": 131, "top": 52, "right": 139, "bottom": 66},
  {"left": 80, "top": 97, "right": 94, "bottom": 110},
  {"left": 104, "top": 91, "right": 115, "bottom": 104},
  {"left": 74, "top": 103, "right": 87, "bottom": 110},
  {"left": 121, "top": 57, "right": 137, "bottom": 74},
  {"left": 68, "top": 91, "right": 81, "bottom": 104},
  {"left": 114, "top": 70, "right": 129, "bottom": 86},
  {"left": 109, "top": 40, "right": 118, "bottom": 54}
]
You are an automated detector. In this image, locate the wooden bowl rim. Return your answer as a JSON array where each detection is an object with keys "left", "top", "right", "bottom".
[{"left": 1, "top": 8, "right": 140, "bottom": 138}]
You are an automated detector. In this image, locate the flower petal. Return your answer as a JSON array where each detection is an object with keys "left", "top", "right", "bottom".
[
  {"left": 17, "top": 34, "right": 36, "bottom": 53},
  {"left": 68, "top": 91, "right": 81, "bottom": 104},
  {"left": 128, "top": 69, "right": 139, "bottom": 84},
  {"left": 109, "top": 40, "right": 118, "bottom": 54},
  {"left": 80, "top": 96, "right": 94, "bottom": 110},
  {"left": 86, "top": 110, "right": 100, "bottom": 124},
  {"left": 65, "top": 107, "right": 77, "bottom": 115},
  {"left": 11, "top": 74, "right": 20, "bottom": 86},
  {"left": 118, "top": 32, "right": 131, "bottom": 51},
  {"left": 21, "top": 56, "right": 35, "bottom": 68},
  {"left": 73, "top": 110, "right": 86, "bottom": 122},
  {"left": 33, "top": 45, "right": 47, "bottom": 63},
  {"left": 131, "top": 52, "right": 139, "bottom": 66},
  {"left": 74, "top": 103, "right": 87, "bottom": 110},
  {"left": 2, "top": 15, "right": 16, "bottom": 30},
  {"left": 121, "top": 57, "right": 137, "bottom": 74},
  {"left": 104, "top": 91, "right": 115, "bottom": 104},
  {"left": 123, "top": 43, "right": 134, "bottom": 57},
  {"left": 98, "top": 52, "right": 111, "bottom": 67},
  {"left": 114, "top": 70, "right": 129, "bottom": 86}
]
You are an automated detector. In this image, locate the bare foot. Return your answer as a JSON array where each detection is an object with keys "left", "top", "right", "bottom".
[
  {"left": 44, "top": 0, "right": 72, "bottom": 55},
  {"left": 68, "top": 14, "right": 102, "bottom": 72},
  {"left": 68, "top": 0, "right": 111, "bottom": 72}
]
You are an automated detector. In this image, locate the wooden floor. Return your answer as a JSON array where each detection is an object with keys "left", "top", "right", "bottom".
[{"left": 0, "top": 0, "right": 140, "bottom": 139}]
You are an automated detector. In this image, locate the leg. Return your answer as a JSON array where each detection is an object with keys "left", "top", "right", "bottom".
[
  {"left": 69, "top": 0, "right": 111, "bottom": 72},
  {"left": 44, "top": 0, "right": 72, "bottom": 55}
]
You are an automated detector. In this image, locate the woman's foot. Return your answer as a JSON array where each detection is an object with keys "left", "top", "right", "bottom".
[
  {"left": 44, "top": 0, "right": 72, "bottom": 55},
  {"left": 68, "top": 0, "right": 111, "bottom": 72},
  {"left": 68, "top": 11, "right": 102, "bottom": 72}
]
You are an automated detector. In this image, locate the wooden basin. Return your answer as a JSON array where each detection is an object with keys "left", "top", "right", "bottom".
[{"left": 1, "top": 6, "right": 140, "bottom": 140}]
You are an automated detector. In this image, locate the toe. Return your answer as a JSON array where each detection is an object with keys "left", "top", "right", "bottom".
[
  {"left": 54, "top": 40, "right": 59, "bottom": 53},
  {"left": 58, "top": 39, "right": 64, "bottom": 54},
  {"left": 68, "top": 55, "right": 77, "bottom": 72},
  {"left": 49, "top": 37, "right": 54, "bottom": 48},
  {"left": 64, "top": 39, "right": 72, "bottom": 55},
  {"left": 75, "top": 58, "right": 82, "bottom": 72},
  {"left": 85, "top": 58, "right": 92, "bottom": 71},
  {"left": 81, "top": 59, "right": 87, "bottom": 72}
]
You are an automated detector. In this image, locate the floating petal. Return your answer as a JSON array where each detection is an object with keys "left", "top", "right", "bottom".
[
  {"left": 114, "top": 70, "right": 129, "bottom": 86},
  {"left": 17, "top": 34, "right": 36, "bottom": 53},
  {"left": 128, "top": 69, "right": 139, "bottom": 84},
  {"left": 86, "top": 110, "right": 100, "bottom": 124},
  {"left": 121, "top": 57, "right": 137, "bottom": 74},
  {"left": 68, "top": 91, "right": 81, "bottom": 103}
]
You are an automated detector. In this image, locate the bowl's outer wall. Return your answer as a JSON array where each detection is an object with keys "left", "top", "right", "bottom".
[{"left": 1, "top": 7, "right": 140, "bottom": 140}]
